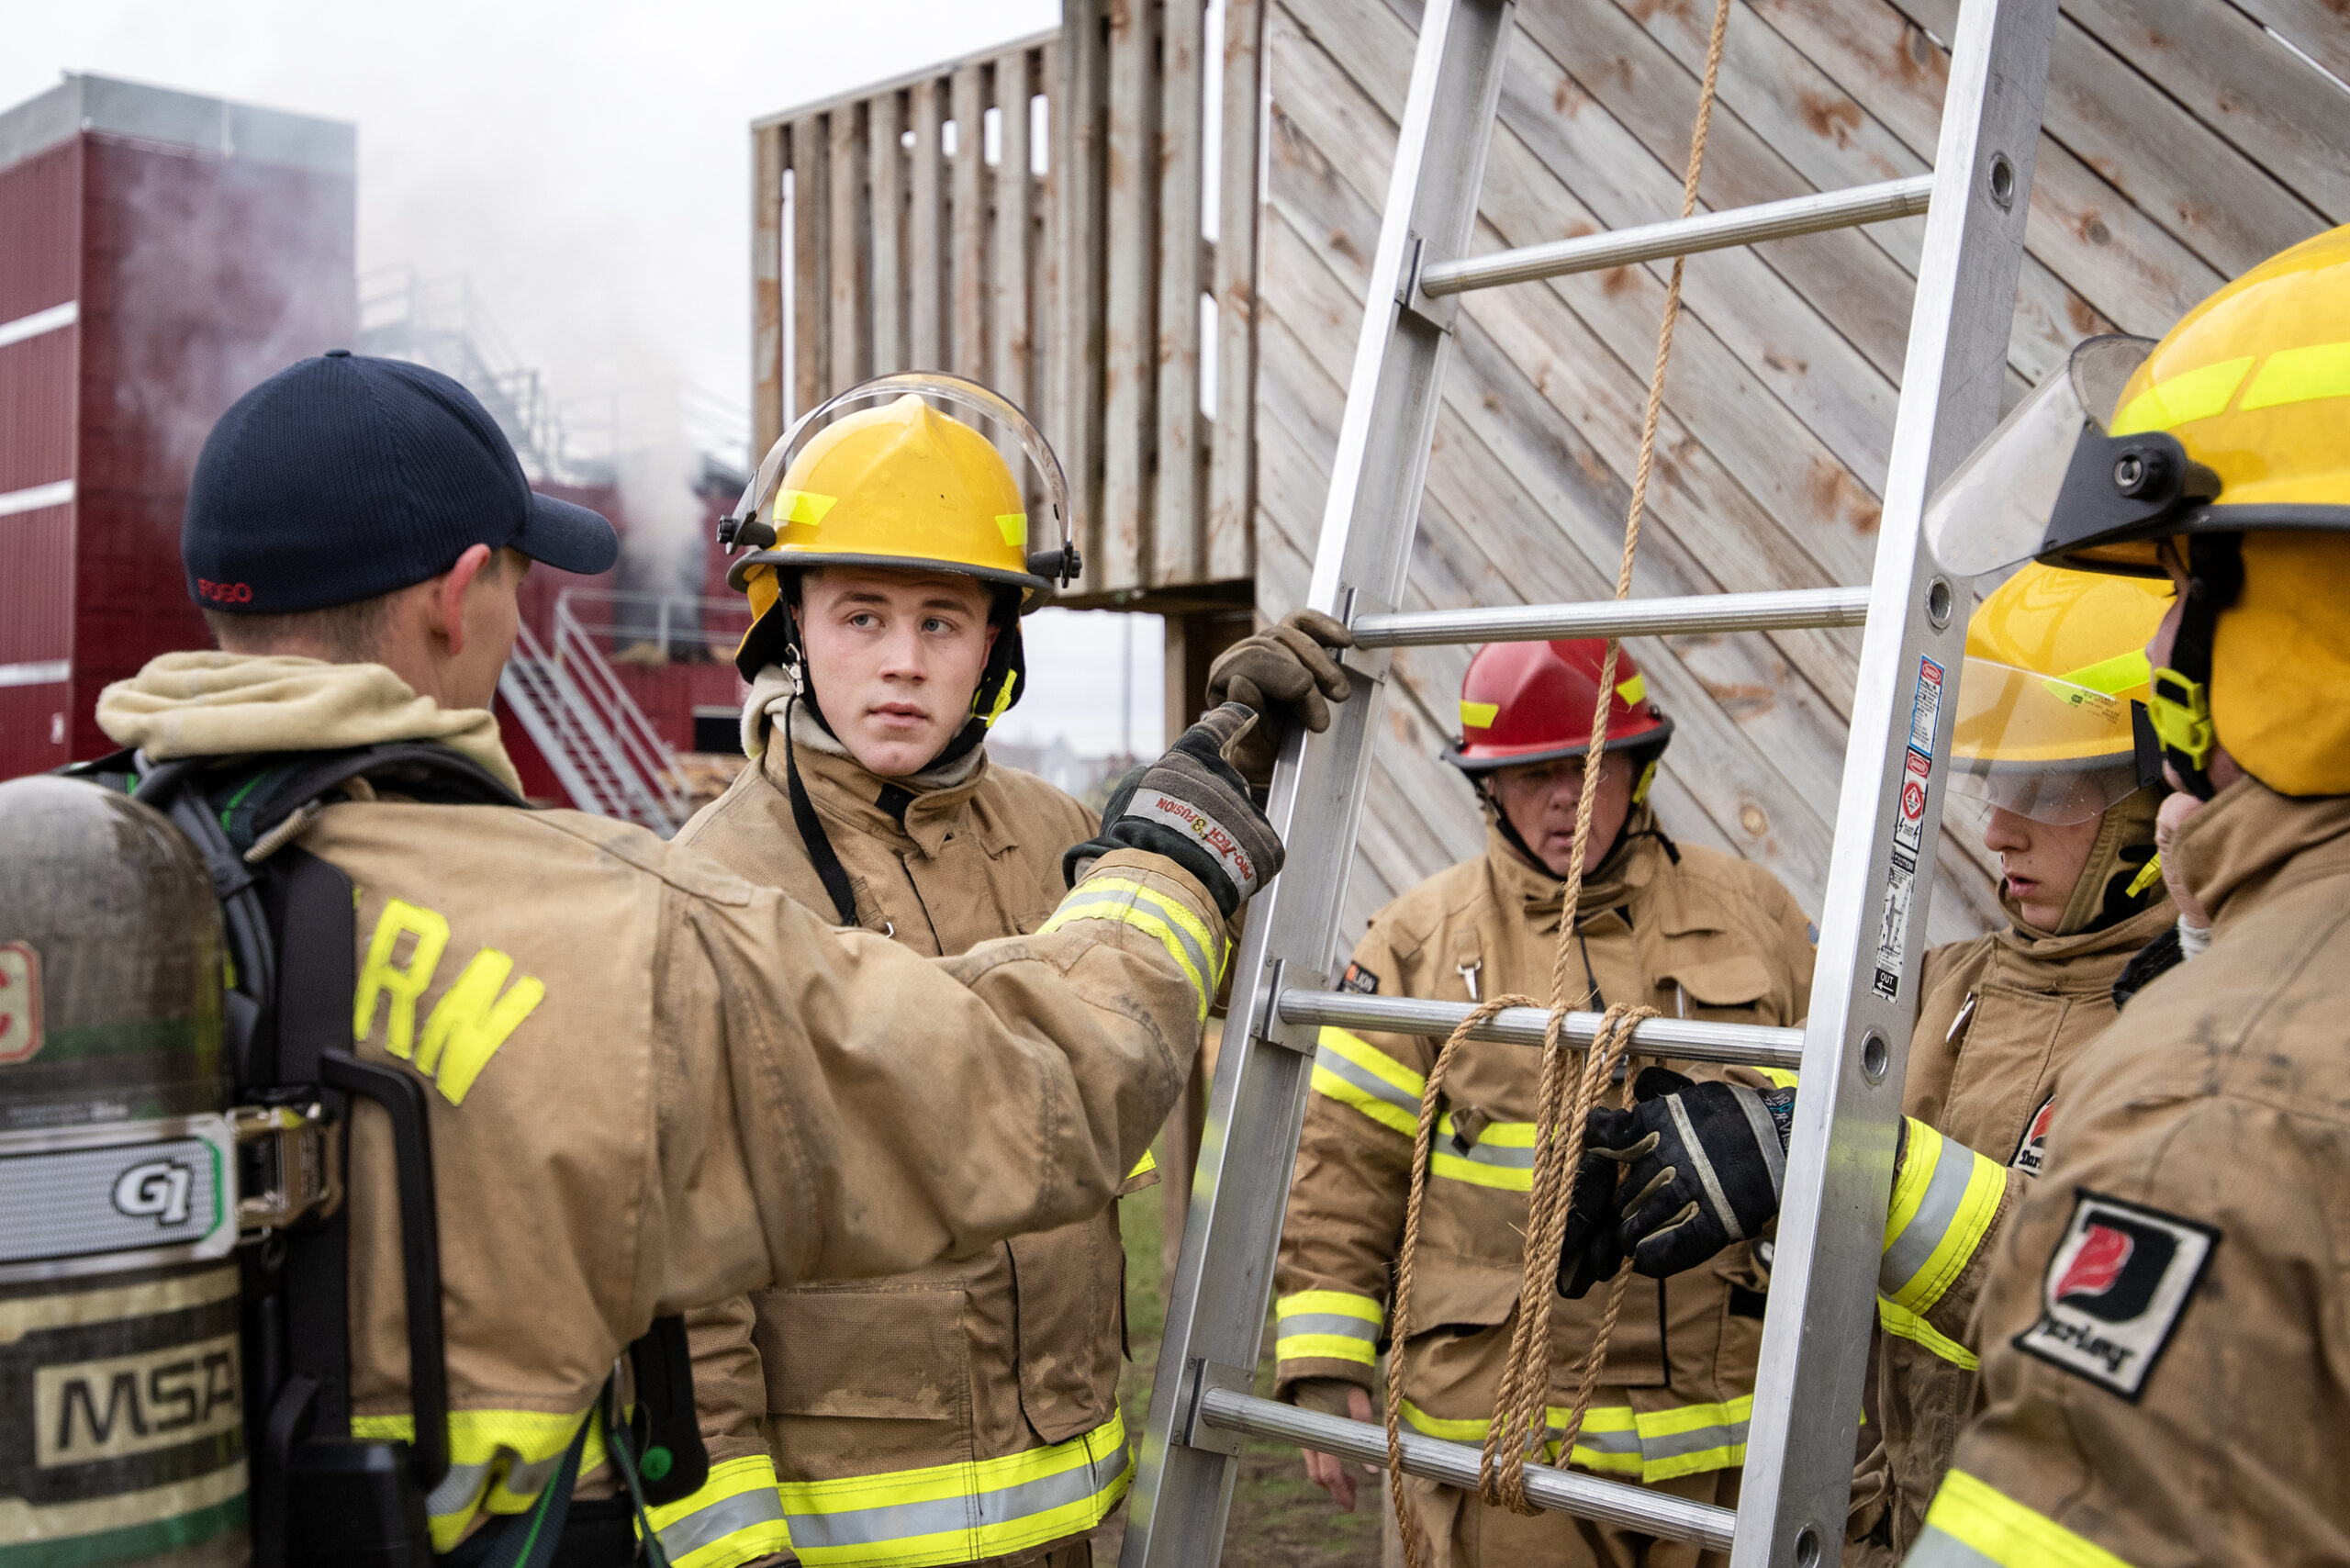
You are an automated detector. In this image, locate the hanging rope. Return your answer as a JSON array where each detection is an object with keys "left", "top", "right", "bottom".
[{"left": 1382, "top": 0, "right": 1736, "bottom": 1554}]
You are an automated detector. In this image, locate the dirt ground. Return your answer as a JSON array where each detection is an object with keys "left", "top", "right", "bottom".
[{"left": 1088, "top": 1160, "right": 1391, "bottom": 1568}]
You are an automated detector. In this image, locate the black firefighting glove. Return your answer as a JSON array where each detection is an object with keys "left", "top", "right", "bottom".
[
  {"left": 1061, "top": 702, "right": 1285, "bottom": 916},
  {"left": 1595, "top": 1068, "right": 1796, "bottom": 1280},
  {"left": 1555, "top": 1148, "right": 1628, "bottom": 1300},
  {"left": 1205, "top": 609, "right": 1355, "bottom": 789}
]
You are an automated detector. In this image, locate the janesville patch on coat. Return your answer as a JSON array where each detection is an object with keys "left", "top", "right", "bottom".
[{"left": 2012, "top": 1189, "right": 2220, "bottom": 1400}]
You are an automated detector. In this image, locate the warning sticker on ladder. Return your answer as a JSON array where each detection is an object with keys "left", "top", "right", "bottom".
[{"left": 1873, "top": 658, "right": 1944, "bottom": 1000}]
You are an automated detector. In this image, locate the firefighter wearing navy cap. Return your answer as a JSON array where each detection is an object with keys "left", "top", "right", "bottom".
[
  {"left": 37, "top": 352, "right": 1305, "bottom": 1566},
  {"left": 1270, "top": 638, "right": 1815, "bottom": 1568}
]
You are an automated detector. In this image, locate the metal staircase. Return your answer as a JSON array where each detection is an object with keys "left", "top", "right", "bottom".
[{"left": 498, "top": 595, "right": 689, "bottom": 834}]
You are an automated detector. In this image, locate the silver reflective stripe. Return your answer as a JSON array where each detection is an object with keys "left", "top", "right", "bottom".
[
  {"left": 1883, "top": 1137, "right": 1977, "bottom": 1294},
  {"left": 783, "top": 1447, "right": 1125, "bottom": 1553},
  {"left": 1730, "top": 1085, "right": 1786, "bottom": 1199},
  {"left": 660, "top": 1482, "right": 789, "bottom": 1559},
  {"left": 1054, "top": 895, "right": 1217, "bottom": 991},
  {"left": 1639, "top": 1415, "right": 1750, "bottom": 1462},
  {"left": 1558, "top": 1425, "right": 1641, "bottom": 1458},
  {"left": 1314, "top": 1047, "right": 1420, "bottom": 1117},
  {"left": 1278, "top": 1312, "right": 1378, "bottom": 1343},
  {"left": 1438, "top": 1118, "right": 1537, "bottom": 1173},
  {"left": 424, "top": 1442, "right": 575, "bottom": 1520},
  {"left": 1905, "top": 1523, "right": 2002, "bottom": 1567},
  {"left": 1668, "top": 1094, "right": 1745, "bottom": 1242}
]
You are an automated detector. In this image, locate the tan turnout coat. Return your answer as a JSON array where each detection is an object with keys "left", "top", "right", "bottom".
[
  {"left": 677, "top": 726, "right": 1147, "bottom": 1567},
  {"left": 1274, "top": 816, "right": 1814, "bottom": 1517},
  {"left": 84, "top": 655, "right": 1222, "bottom": 1558},
  {"left": 1848, "top": 895, "right": 2173, "bottom": 1564},
  {"left": 1908, "top": 783, "right": 2350, "bottom": 1567}
]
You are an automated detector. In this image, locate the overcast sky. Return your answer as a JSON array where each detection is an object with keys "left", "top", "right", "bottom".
[{"left": 0, "top": 0, "right": 1167, "bottom": 756}]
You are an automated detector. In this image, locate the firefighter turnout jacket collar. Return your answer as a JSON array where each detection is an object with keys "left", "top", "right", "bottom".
[
  {"left": 1851, "top": 893, "right": 2174, "bottom": 1564},
  {"left": 79, "top": 655, "right": 1225, "bottom": 1558},
  {"left": 1275, "top": 818, "right": 1815, "bottom": 1519},
  {"left": 666, "top": 715, "right": 1142, "bottom": 1568},
  {"left": 1909, "top": 779, "right": 2350, "bottom": 1568}
]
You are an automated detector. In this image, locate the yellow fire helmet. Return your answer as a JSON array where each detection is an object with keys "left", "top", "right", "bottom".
[
  {"left": 719, "top": 372, "right": 1078, "bottom": 691},
  {"left": 1926, "top": 223, "right": 2350, "bottom": 798},
  {"left": 1948, "top": 564, "right": 2172, "bottom": 823}
]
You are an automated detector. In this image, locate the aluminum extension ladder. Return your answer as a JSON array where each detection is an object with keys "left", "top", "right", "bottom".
[{"left": 1120, "top": 0, "right": 2057, "bottom": 1562}]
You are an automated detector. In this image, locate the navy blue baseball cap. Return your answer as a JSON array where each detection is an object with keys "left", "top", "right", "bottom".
[{"left": 183, "top": 351, "right": 619, "bottom": 614}]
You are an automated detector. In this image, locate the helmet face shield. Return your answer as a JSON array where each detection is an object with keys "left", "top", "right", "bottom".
[
  {"left": 1926, "top": 336, "right": 2156, "bottom": 578},
  {"left": 1947, "top": 656, "right": 2151, "bottom": 823}
]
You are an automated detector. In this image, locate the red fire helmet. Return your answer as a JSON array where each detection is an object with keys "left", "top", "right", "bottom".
[{"left": 1443, "top": 638, "right": 1673, "bottom": 773}]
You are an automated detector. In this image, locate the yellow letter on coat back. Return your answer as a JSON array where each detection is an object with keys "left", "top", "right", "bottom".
[
  {"left": 414, "top": 949, "right": 545, "bottom": 1105},
  {"left": 354, "top": 900, "right": 452, "bottom": 1058}
]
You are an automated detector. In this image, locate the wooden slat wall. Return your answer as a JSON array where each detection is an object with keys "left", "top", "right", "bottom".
[
  {"left": 750, "top": 9, "right": 1263, "bottom": 601},
  {"left": 1256, "top": 0, "right": 2348, "bottom": 949}
]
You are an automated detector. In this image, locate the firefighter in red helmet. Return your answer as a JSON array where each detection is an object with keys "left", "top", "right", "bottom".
[{"left": 1272, "top": 638, "right": 1817, "bottom": 1568}]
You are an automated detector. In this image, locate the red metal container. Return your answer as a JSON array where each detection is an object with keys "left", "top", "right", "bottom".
[{"left": 0, "top": 75, "right": 355, "bottom": 778}]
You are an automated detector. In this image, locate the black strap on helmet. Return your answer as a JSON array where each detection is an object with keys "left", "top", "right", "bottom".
[{"left": 2147, "top": 534, "right": 2244, "bottom": 801}]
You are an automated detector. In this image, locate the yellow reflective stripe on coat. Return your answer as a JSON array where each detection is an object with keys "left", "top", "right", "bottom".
[
  {"left": 640, "top": 1453, "right": 790, "bottom": 1568},
  {"left": 1310, "top": 1026, "right": 1427, "bottom": 1137},
  {"left": 351, "top": 1407, "right": 605, "bottom": 1552},
  {"left": 1428, "top": 1114, "right": 1538, "bottom": 1192},
  {"left": 1908, "top": 1469, "right": 2138, "bottom": 1568},
  {"left": 778, "top": 1409, "right": 1132, "bottom": 1567},
  {"left": 1276, "top": 1289, "right": 1382, "bottom": 1366},
  {"left": 1881, "top": 1120, "right": 2005, "bottom": 1315},
  {"left": 1877, "top": 1295, "right": 1978, "bottom": 1372},
  {"left": 1041, "top": 877, "right": 1224, "bottom": 1021},
  {"left": 1398, "top": 1394, "right": 1750, "bottom": 1483}
]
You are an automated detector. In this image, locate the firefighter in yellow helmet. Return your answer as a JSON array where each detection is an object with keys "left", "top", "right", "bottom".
[
  {"left": 662, "top": 375, "right": 1350, "bottom": 1567},
  {"left": 1843, "top": 564, "right": 2177, "bottom": 1565},
  {"left": 1887, "top": 222, "right": 2350, "bottom": 1568}
]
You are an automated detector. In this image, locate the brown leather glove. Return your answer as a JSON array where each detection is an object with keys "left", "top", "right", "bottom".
[{"left": 1205, "top": 609, "right": 1356, "bottom": 787}]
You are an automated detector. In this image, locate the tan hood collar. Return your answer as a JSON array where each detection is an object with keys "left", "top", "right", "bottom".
[
  {"left": 759, "top": 700, "right": 993, "bottom": 858},
  {"left": 1485, "top": 804, "right": 1662, "bottom": 932},
  {"left": 1994, "top": 890, "right": 2177, "bottom": 966},
  {"left": 96, "top": 652, "right": 524, "bottom": 798},
  {"left": 2169, "top": 778, "right": 2350, "bottom": 934}
]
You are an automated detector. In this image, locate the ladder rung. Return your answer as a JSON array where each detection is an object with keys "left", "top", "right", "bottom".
[
  {"left": 1279, "top": 991, "right": 1805, "bottom": 1070},
  {"left": 1348, "top": 587, "right": 1868, "bottom": 648},
  {"left": 1417, "top": 175, "right": 1934, "bottom": 297},
  {"left": 1192, "top": 1389, "right": 1736, "bottom": 1551}
]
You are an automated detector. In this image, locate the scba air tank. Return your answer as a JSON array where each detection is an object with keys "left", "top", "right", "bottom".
[{"left": 0, "top": 777, "right": 244, "bottom": 1565}]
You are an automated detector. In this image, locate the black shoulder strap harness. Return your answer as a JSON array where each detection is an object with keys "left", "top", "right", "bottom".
[{"left": 71, "top": 744, "right": 707, "bottom": 1567}]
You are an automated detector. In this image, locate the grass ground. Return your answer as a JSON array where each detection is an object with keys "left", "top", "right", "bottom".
[{"left": 1088, "top": 1160, "right": 1390, "bottom": 1568}]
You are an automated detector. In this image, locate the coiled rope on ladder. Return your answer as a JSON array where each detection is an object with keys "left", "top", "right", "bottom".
[{"left": 1382, "top": 0, "right": 1737, "bottom": 1551}]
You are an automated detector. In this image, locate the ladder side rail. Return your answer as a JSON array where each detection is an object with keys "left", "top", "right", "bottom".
[
  {"left": 1120, "top": 3, "right": 1516, "bottom": 1563},
  {"left": 1728, "top": 1, "right": 2054, "bottom": 1562}
]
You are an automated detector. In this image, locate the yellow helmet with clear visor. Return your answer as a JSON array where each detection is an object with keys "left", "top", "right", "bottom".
[
  {"left": 1924, "top": 223, "right": 2350, "bottom": 799},
  {"left": 1948, "top": 564, "right": 2172, "bottom": 824},
  {"left": 718, "top": 372, "right": 1078, "bottom": 683}
]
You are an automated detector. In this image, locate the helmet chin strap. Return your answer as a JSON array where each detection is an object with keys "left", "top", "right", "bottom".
[{"left": 2146, "top": 535, "right": 2243, "bottom": 802}]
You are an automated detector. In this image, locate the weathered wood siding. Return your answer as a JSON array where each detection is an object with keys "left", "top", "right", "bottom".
[
  {"left": 1256, "top": 0, "right": 2348, "bottom": 948},
  {"left": 750, "top": 2, "right": 1270, "bottom": 603}
]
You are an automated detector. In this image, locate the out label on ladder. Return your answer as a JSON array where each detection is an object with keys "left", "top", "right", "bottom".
[{"left": 1873, "top": 657, "right": 1945, "bottom": 1001}]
